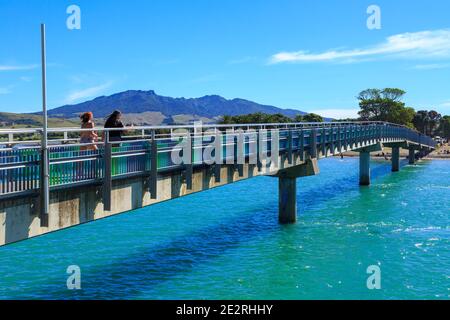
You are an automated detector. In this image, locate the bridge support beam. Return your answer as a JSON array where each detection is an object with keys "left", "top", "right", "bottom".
[
  {"left": 408, "top": 147, "right": 415, "bottom": 165},
  {"left": 359, "top": 151, "right": 371, "bottom": 186},
  {"left": 391, "top": 147, "right": 400, "bottom": 172},
  {"left": 278, "top": 176, "right": 297, "bottom": 224},
  {"left": 270, "top": 159, "right": 320, "bottom": 224},
  {"left": 354, "top": 142, "right": 382, "bottom": 186},
  {"left": 382, "top": 142, "right": 408, "bottom": 172}
]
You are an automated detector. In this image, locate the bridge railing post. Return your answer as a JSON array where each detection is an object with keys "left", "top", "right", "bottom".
[
  {"left": 377, "top": 124, "right": 381, "bottom": 142},
  {"left": 372, "top": 123, "right": 376, "bottom": 142},
  {"left": 214, "top": 130, "right": 222, "bottom": 182},
  {"left": 149, "top": 130, "right": 158, "bottom": 199},
  {"left": 103, "top": 131, "right": 112, "bottom": 211},
  {"left": 309, "top": 128, "right": 317, "bottom": 159},
  {"left": 287, "top": 130, "right": 293, "bottom": 165},
  {"left": 271, "top": 128, "right": 280, "bottom": 169},
  {"left": 343, "top": 125, "right": 348, "bottom": 151},
  {"left": 185, "top": 130, "right": 193, "bottom": 190},
  {"left": 257, "top": 129, "right": 263, "bottom": 172},
  {"left": 356, "top": 125, "right": 360, "bottom": 147},
  {"left": 328, "top": 126, "right": 333, "bottom": 155},
  {"left": 347, "top": 125, "right": 351, "bottom": 148},
  {"left": 321, "top": 127, "right": 326, "bottom": 157},
  {"left": 337, "top": 125, "right": 342, "bottom": 153},
  {"left": 366, "top": 124, "right": 370, "bottom": 144},
  {"left": 237, "top": 129, "right": 244, "bottom": 177},
  {"left": 299, "top": 129, "right": 304, "bottom": 162}
]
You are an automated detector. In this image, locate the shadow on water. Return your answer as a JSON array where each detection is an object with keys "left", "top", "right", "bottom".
[{"left": 20, "top": 159, "right": 425, "bottom": 299}]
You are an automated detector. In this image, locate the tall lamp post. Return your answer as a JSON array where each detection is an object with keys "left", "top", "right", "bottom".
[{"left": 40, "top": 23, "right": 49, "bottom": 226}]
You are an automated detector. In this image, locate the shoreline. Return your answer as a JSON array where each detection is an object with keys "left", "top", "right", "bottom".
[
  {"left": 336, "top": 145, "right": 450, "bottom": 160},
  {"left": 335, "top": 153, "right": 450, "bottom": 160}
]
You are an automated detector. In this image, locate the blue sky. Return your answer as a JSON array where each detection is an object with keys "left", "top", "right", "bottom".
[{"left": 1, "top": 0, "right": 450, "bottom": 118}]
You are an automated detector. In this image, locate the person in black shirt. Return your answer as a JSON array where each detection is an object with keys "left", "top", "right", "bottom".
[{"left": 104, "top": 110, "right": 124, "bottom": 142}]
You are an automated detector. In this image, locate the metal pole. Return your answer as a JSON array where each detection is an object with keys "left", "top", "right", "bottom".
[{"left": 40, "top": 23, "right": 49, "bottom": 226}]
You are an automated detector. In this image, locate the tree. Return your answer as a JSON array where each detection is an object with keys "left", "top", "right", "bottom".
[
  {"left": 218, "top": 112, "right": 292, "bottom": 124},
  {"left": 427, "top": 110, "right": 442, "bottom": 136},
  {"left": 357, "top": 88, "right": 413, "bottom": 126},
  {"left": 218, "top": 112, "right": 322, "bottom": 124},
  {"left": 413, "top": 110, "right": 429, "bottom": 134},
  {"left": 302, "top": 113, "right": 323, "bottom": 122},
  {"left": 357, "top": 89, "right": 383, "bottom": 120},
  {"left": 413, "top": 110, "right": 442, "bottom": 136},
  {"left": 387, "top": 106, "right": 415, "bottom": 128},
  {"left": 438, "top": 116, "right": 450, "bottom": 138},
  {"left": 220, "top": 115, "right": 233, "bottom": 124},
  {"left": 267, "top": 113, "right": 292, "bottom": 123}
]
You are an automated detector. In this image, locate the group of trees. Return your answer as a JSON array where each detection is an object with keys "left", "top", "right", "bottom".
[
  {"left": 440, "top": 116, "right": 450, "bottom": 138},
  {"left": 357, "top": 88, "right": 449, "bottom": 138},
  {"left": 357, "top": 88, "right": 415, "bottom": 127},
  {"left": 219, "top": 112, "right": 323, "bottom": 125},
  {"left": 412, "top": 110, "right": 443, "bottom": 136},
  {"left": 219, "top": 88, "right": 449, "bottom": 139}
]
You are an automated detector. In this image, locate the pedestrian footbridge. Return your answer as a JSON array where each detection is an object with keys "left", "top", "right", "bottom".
[{"left": 0, "top": 121, "right": 436, "bottom": 245}]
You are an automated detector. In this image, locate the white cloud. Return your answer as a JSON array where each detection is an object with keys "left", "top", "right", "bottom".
[
  {"left": 0, "top": 64, "right": 38, "bottom": 71},
  {"left": 311, "top": 108, "right": 359, "bottom": 120},
  {"left": 20, "top": 76, "right": 32, "bottom": 82},
  {"left": 270, "top": 29, "right": 450, "bottom": 64},
  {"left": 0, "top": 87, "right": 12, "bottom": 95},
  {"left": 411, "top": 63, "right": 450, "bottom": 70},
  {"left": 65, "top": 82, "right": 112, "bottom": 104},
  {"left": 439, "top": 101, "right": 450, "bottom": 108}
]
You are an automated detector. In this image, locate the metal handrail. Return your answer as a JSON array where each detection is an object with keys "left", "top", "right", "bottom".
[
  {"left": 0, "top": 121, "right": 415, "bottom": 134},
  {"left": 1, "top": 121, "right": 433, "bottom": 148}
]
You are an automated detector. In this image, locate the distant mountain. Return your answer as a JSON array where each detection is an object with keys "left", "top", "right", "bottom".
[{"left": 43, "top": 90, "right": 307, "bottom": 125}]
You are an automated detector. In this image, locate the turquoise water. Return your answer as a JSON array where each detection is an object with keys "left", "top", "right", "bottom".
[{"left": 0, "top": 158, "right": 448, "bottom": 300}]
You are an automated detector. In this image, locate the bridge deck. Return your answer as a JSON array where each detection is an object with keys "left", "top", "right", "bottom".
[{"left": 0, "top": 121, "right": 435, "bottom": 199}]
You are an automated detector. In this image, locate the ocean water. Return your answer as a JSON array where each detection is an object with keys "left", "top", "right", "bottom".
[{"left": 0, "top": 158, "right": 448, "bottom": 300}]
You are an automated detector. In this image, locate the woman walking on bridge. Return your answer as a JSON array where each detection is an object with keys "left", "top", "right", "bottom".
[
  {"left": 80, "top": 112, "right": 98, "bottom": 151},
  {"left": 104, "top": 110, "right": 125, "bottom": 143}
]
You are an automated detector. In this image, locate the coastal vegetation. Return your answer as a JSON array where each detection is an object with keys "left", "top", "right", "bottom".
[
  {"left": 219, "top": 112, "right": 323, "bottom": 124},
  {"left": 356, "top": 88, "right": 416, "bottom": 127},
  {"left": 356, "top": 88, "right": 448, "bottom": 138},
  {"left": 439, "top": 116, "right": 450, "bottom": 138},
  {"left": 220, "top": 88, "right": 449, "bottom": 139}
]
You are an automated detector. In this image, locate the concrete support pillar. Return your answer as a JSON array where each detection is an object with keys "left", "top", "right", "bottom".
[
  {"left": 408, "top": 147, "right": 415, "bottom": 165},
  {"left": 272, "top": 159, "right": 319, "bottom": 224},
  {"left": 278, "top": 176, "right": 297, "bottom": 224},
  {"left": 391, "top": 147, "right": 400, "bottom": 172},
  {"left": 359, "top": 151, "right": 370, "bottom": 186}
]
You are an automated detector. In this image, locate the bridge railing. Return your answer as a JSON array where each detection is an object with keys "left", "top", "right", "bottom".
[{"left": 0, "top": 121, "right": 436, "bottom": 199}]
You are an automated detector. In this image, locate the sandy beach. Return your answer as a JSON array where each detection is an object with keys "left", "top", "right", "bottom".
[{"left": 337, "top": 144, "right": 450, "bottom": 160}]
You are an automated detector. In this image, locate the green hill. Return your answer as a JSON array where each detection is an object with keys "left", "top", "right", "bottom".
[{"left": 0, "top": 112, "right": 78, "bottom": 129}]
